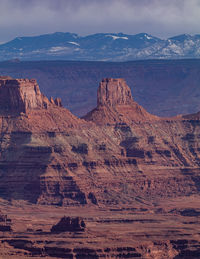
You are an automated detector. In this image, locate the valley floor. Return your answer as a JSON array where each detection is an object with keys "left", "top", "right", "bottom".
[{"left": 0, "top": 195, "right": 200, "bottom": 258}]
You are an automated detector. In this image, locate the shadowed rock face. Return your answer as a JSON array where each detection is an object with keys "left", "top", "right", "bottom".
[
  {"left": 0, "top": 211, "right": 12, "bottom": 232},
  {"left": 51, "top": 216, "right": 85, "bottom": 233},
  {"left": 54, "top": 97, "right": 62, "bottom": 107}
]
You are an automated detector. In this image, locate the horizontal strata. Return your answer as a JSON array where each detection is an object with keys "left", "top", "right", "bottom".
[
  {"left": 0, "top": 76, "right": 199, "bottom": 206},
  {"left": 0, "top": 76, "right": 200, "bottom": 258}
]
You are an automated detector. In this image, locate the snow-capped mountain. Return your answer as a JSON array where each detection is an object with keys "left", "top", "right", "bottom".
[{"left": 0, "top": 32, "right": 200, "bottom": 61}]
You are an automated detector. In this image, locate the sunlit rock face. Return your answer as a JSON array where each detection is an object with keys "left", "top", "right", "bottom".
[
  {"left": 0, "top": 77, "right": 49, "bottom": 113},
  {"left": 83, "top": 78, "right": 158, "bottom": 124},
  {"left": 0, "top": 76, "right": 200, "bottom": 208},
  {"left": 0, "top": 76, "right": 200, "bottom": 258},
  {"left": 97, "top": 78, "right": 134, "bottom": 107},
  {"left": 0, "top": 76, "right": 65, "bottom": 114}
]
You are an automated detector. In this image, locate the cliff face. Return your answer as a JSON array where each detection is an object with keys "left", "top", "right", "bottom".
[
  {"left": 0, "top": 77, "right": 47, "bottom": 113},
  {"left": 83, "top": 78, "right": 158, "bottom": 124},
  {"left": 0, "top": 76, "right": 199, "bottom": 206},
  {"left": 97, "top": 78, "right": 133, "bottom": 107},
  {"left": 0, "top": 76, "right": 200, "bottom": 258},
  {"left": 0, "top": 76, "right": 64, "bottom": 114}
]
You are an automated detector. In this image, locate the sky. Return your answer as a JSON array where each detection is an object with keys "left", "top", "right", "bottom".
[{"left": 0, "top": 0, "right": 200, "bottom": 43}]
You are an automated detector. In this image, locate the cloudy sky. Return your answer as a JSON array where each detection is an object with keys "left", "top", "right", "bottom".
[{"left": 0, "top": 0, "right": 200, "bottom": 42}]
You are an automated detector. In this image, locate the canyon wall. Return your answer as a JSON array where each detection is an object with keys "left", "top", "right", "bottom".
[
  {"left": 0, "top": 76, "right": 200, "bottom": 258},
  {"left": 0, "top": 76, "right": 199, "bottom": 206}
]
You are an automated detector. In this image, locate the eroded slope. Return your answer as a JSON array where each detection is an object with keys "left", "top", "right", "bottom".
[{"left": 0, "top": 76, "right": 199, "bottom": 258}]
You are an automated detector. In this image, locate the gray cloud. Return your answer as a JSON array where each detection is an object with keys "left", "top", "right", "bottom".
[{"left": 0, "top": 0, "right": 200, "bottom": 42}]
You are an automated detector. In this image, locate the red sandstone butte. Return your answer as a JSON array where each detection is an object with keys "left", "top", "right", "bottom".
[
  {"left": 83, "top": 78, "right": 158, "bottom": 124},
  {"left": 0, "top": 76, "right": 200, "bottom": 258},
  {"left": 0, "top": 76, "right": 63, "bottom": 114}
]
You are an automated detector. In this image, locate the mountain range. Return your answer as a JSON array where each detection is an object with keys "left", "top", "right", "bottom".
[{"left": 0, "top": 32, "right": 200, "bottom": 61}]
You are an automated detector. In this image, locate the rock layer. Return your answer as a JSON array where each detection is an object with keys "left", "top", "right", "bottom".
[
  {"left": 0, "top": 76, "right": 200, "bottom": 258},
  {"left": 0, "top": 76, "right": 199, "bottom": 206}
]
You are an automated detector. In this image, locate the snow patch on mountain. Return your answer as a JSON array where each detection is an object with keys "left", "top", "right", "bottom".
[
  {"left": 145, "top": 34, "right": 153, "bottom": 40},
  {"left": 68, "top": 41, "right": 80, "bottom": 46},
  {"left": 49, "top": 46, "right": 69, "bottom": 52},
  {"left": 106, "top": 35, "right": 128, "bottom": 40}
]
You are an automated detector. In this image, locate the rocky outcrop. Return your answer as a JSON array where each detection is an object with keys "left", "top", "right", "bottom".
[
  {"left": 1, "top": 76, "right": 200, "bottom": 258},
  {"left": 0, "top": 77, "right": 63, "bottom": 114},
  {"left": 1, "top": 76, "right": 200, "bottom": 205},
  {"left": 97, "top": 78, "right": 133, "bottom": 107},
  {"left": 83, "top": 78, "right": 158, "bottom": 124},
  {"left": 0, "top": 212, "right": 11, "bottom": 224},
  {"left": 0, "top": 77, "right": 48, "bottom": 113},
  {"left": 51, "top": 216, "right": 85, "bottom": 233},
  {"left": 0, "top": 76, "right": 81, "bottom": 132},
  {"left": 54, "top": 97, "right": 62, "bottom": 107},
  {"left": 50, "top": 97, "right": 62, "bottom": 107},
  {"left": 0, "top": 211, "right": 12, "bottom": 232},
  {"left": 2, "top": 236, "right": 199, "bottom": 258}
]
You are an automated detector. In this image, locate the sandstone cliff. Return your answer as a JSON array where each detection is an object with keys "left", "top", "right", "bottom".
[
  {"left": 0, "top": 77, "right": 48, "bottom": 113},
  {"left": 0, "top": 76, "right": 200, "bottom": 258},
  {"left": 0, "top": 76, "right": 65, "bottom": 115},
  {"left": 0, "top": 76, "right": 81, "bottom": 132},
  {"left": 97, "top": 78, "right": 133, "bottom": 106},
  {"left": 0, "top": 76, "right": 199, "bottom": 207},
  {"left": 83, "top": 78, "right": 158, "bottom": 124}
]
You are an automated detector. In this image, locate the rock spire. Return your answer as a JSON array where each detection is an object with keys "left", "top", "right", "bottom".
[{"left": 97, "top": 78, "right": 133, "bottom": 107}]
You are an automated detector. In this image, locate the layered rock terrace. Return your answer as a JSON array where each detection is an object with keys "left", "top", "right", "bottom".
[
  {"left": 0, "top": 76, "right": 200, "bottom": 205},
  {"left": 0, "top": 76, "right": 200, "bottom": 258}
]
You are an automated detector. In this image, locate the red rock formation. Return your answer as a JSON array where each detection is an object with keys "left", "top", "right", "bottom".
[
  {"left": 97, "top": 78, "right": 133, "bottom": 107},
  {"left": 54, "top": 97, "right": 62, "bottom": 107},
  {"left": 51, "top": 216, "right": 85, "bottom": 233},
  {"left": 0, "top": 77, "right": 62, "bottom": 115},
  {"left": 0, "top": 211, "right": 12, "bottom": 232},
  {"left": 0, "top": 77, "right": 81, "bottom": 132},
  {"left": 0, "top": 77, "right": 51, "bottom": 113},
  {"left": 50, "top": 97, "right": 62, "bottom": 107},
  {"left": 50, "top": 97, "right": 55, "bottom": 105},
  {"left": 0, "top": 76, "right": 200, "bottom": 257},
  {"left": 0, "top": 76, "right": 200, "bottom": 206},
  {"left": 83, "top": 78, "right": 158, "bottom": 124}
]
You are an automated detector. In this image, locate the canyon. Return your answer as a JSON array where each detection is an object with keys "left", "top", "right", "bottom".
[{"left": 0, "top": 76, "right": 200, "bottom": 258}]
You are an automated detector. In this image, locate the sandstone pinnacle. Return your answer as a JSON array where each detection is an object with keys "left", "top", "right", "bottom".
[
  {"left": 83, "top": 78, "right": 158, "bottom": 124},
  {"left": 97, "top": 78, "right": 133, "bottom": 107}
]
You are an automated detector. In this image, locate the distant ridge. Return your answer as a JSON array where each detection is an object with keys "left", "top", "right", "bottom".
[{"left": 0, "top": 32, "right": 200, "bottom": 61}]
